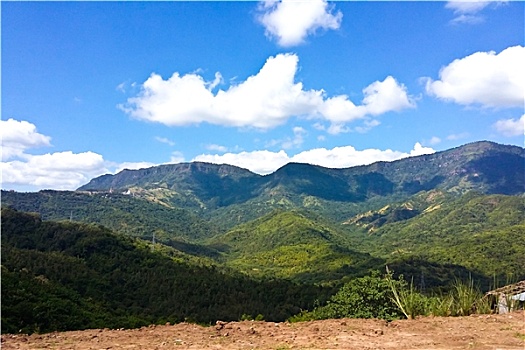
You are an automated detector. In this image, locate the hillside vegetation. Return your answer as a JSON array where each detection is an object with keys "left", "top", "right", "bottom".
[
  {"left": 356, "top": 194, "right": 525, "bottom": 278},
  {"left": 208, "top": 210, "right": 384, "bottom": 283},
  {"left": 77, "top": 141, "right": 524, "bottom": 228},
  {"left": 2, "top": 141, "right": 524, "bottom": 334},
  {"left": 1, "top": 207, "right": 330, "bottom": 334}
]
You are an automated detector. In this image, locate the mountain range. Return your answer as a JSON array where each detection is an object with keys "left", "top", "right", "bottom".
[
  {"left": 75, "top": 140, "right": 524, "bottom": 227},
  {"left": 2, "top": 140, "right": 524, "bottom": 332}
]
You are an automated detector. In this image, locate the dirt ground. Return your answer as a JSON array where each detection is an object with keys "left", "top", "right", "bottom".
[{"left": 2, "top": 311, "right": 524, "bottom": 350}]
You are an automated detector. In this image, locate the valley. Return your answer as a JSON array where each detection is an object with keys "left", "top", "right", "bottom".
[{"left": 2, "top": 141, "right": 524, "bottom": 335}]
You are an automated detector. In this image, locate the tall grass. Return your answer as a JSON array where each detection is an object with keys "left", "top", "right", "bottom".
[
  {"left": 450, "top": 278, "right": 481, "bottom": 316},
  {"left": 386, "top": 267, "right": 492, "bottom": 318}
]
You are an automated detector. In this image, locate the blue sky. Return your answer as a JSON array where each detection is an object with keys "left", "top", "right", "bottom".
[{"left": 2, "top": 0, "right": 524, "bottom": 191}]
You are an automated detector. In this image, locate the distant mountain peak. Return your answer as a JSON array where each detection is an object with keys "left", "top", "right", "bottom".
[{"left": 77, "top": 141, "right": 524, "bottom": 214}]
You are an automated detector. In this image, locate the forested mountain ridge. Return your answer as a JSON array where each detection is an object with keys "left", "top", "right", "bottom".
[
  {"left": 207, "top": 210, "right": 384, "bottom": 283},
  {"left": 0, "top": 190, "right": 219, "bottom": 242},
  {"left": 3, "top": 141, "right": 524, "bottom": 237},
  {"left": 79, "top": 141, "right": 525, "bottom": 206},
  {"left": 1, "top": 207, "right": 330, "bottom": 334},
  {"left": 343, "top": 192, "right": 525, "bottom": 278},
  {"left": 79, "top": 162, "right": 265, "bottom": 209}
]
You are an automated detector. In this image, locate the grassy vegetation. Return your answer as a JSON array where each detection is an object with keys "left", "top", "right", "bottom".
[
  {"left": 386, "top": 272, "right": 493, "bottom": 318},
  {"left": 291, "top": 269, "right": 496, "bottom": 323}
]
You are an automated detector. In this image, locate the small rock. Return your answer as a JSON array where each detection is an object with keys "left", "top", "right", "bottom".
[{"left": 215, "top": 321, "right": 227, "bottom": 331}]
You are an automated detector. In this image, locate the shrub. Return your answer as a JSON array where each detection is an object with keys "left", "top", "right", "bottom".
[{"left": 291, "top": 271, "right": 404, "bottom": 321}]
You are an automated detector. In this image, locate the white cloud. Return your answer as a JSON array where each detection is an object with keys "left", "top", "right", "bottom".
[
  {"left": 447, "top": 132, "right": 470, "bottom": 140},
  {"left": 170, "top": 151, "right": 185, "bottom": 163},
  {"left": 361, "top": 76, "right": 415, "bottom": 115},
  {"left": 446, "top": 1, "right": 491, "bottom": 14},
  {"left": 193, "top": 143, "right": 435, "bottom": 175},
  {"left": 267, "top": 126, "right": 308, "bottom": 149},
  {"left": 120, "top": 54, "right": 320, "bottom": 129},
  {"left": 425, "top": 46, "right": 525, "bottom": 108},
  {"left": 409, "top": 142, "right": 436, "bottom": 157},
  {"left": 2, "top": 151, "right": 109, "bottom": 190},
  {"left": 121, "top": 54, "right": 414, "bottom": 134},
  {"left": 326, "top": 123, "right": 350, "bottom": 135},
  {"left": 353, "top": 119, "right": 381, "bottom": 134},
  {"left": 155, "top": 136, "right": 175, "bottom": 146},
  {"left": 194, "top": 150, "right": 290, "bottom": 175},
  {"left": 446, "top": 0, "right": 507, "bottom": 24},
  {"left": 0, "top": 118, "right": 162, "bottom": 191},
  {"left": 1, "top": 118, "right": 52, "bottom": 161},
  {"left": 116, "top": 82, "right": 127, "bottom": 93},
  {"left": 428, "top": 136, "right": 442, "bottom": 145},
  {"left": 493, "top": 114, "right": 525, "bottom": 137},
  {"left": 257, "top": 0, "right": 342, "bottom": 47},
  {"left": 205, "top": 144, "right": 228, "bottom": 152}
]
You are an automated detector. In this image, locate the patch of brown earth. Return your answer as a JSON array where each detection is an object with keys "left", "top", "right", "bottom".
[{"left": 2, "top": 311, "right": 524, "bottom": 349}]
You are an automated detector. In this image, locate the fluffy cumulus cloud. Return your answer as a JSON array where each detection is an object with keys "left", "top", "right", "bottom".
[
  {"left": 194, "top": 150, "right": 290, "bottom": 175},
  {"left": 1, "top": 118, "right": 52, "bottom": 161},
  {"left": 0, "top": 118, "right": 157, "bottom": 191},
  {"left": 2, "top": 151, "right": 109, "bottom": 190},
  {"left": 121, "top": 53, "right": 414, "bottom": 134},
  {"left": 257, "top": 0, "right": 342, "bottom": 47},
  {"left": 493, "top": 114, "right": 525, "bottom": 137},
  {"left": 425, "top": 46, "right": 524, "bottom": 108},
  {"left": 193, "top": 143, "right": 435, "bottom": 175}
]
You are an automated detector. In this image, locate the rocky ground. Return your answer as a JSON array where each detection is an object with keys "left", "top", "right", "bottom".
[{"left": 2, "top": 311, "right": 524, "bottom": 349}]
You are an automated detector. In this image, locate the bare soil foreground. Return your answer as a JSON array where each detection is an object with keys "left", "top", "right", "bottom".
[{"left": 3, "top": 311, "right": 524, "bottom": 350}]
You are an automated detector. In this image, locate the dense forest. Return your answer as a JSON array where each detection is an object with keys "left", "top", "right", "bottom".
[
  {"left": 2, "top": 141, "right": 524, "bottom": 334},
  {"left": 1, "top": 207, "right": 332, "bottom": 334}
]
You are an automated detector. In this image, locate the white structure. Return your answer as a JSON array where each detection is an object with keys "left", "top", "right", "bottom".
[{"left": 486, "top": 280, "right": 525, "bottom": 314}]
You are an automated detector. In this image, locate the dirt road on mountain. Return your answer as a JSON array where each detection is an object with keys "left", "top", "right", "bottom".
[{"left": 3, "top": 311, "right": 524, "bottom": 350}]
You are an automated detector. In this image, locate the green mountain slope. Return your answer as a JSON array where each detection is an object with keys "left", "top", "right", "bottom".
[
  {"left": 208, "top": 210, "right": 385, "bottom": 283},
  {"left": 78, "top": 162, "right": 265, "bottom": 210},
  {"left": 1, "top": 207, "right": 330, "bottom": 334},
  {"left": 343, "top": 193, "right": 525, "bottom": 279},
  {"left": 76, "top": 141, "right": 525, "bottom": 228},
  {"left": 2, "top": 141, "right": 523, "bottom": 298},
  {"left": 1, "top": 190, "right": 219, "bottom": 242}
]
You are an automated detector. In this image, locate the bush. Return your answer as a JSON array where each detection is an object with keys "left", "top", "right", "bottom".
[{"left": 291, "top": 271, "right": 404, "bottom": 322}]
